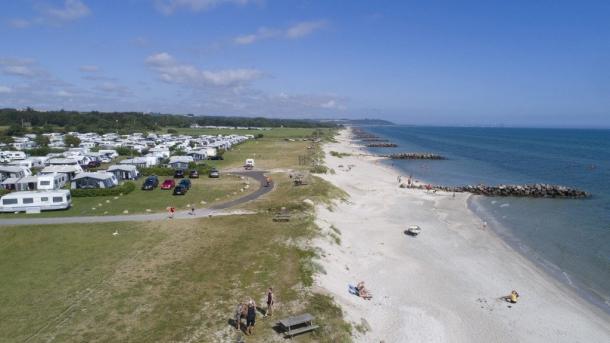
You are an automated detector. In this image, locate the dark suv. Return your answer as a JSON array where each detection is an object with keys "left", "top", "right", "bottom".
[
  {"left": 178, "top": 178, "right": 191, "bottom": 190},
  {"left": 174, "top": 169, "right": 185, "bottom": 178},
  {"left": 189, "top": 170, "right": 199, "bottom": 178},
  {"left": 141, "top": 175, "right": 159, "bottom": 190}
]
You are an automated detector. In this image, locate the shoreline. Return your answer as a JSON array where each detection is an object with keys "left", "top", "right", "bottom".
[
  {"left": 313, "top": 128, "right": 610, "bottom": 342},
  {"left": 467, "top": 195, "right": 610, "bottom": 315}
]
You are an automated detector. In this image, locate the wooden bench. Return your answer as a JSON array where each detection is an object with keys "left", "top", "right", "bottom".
[{"left": 278, "top": 313, "right": 319, "bottom": 338}]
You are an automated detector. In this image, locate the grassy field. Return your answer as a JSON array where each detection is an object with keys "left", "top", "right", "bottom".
[
  {"left": 0, "top": 127, "right": 352, "bottom": 342},
  {"left": 0, "top": 174, "right": 255, "bottom": 218}
]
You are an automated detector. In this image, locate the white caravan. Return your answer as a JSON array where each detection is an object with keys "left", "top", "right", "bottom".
[{"left": 0, "top": 189, "right": 72, "bottom": 213}]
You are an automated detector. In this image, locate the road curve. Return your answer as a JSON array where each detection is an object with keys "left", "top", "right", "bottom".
[{"left": 0, "top": 171, "right": 273, "bottom": 226}]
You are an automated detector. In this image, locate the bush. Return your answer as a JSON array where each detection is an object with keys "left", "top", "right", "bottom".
[
  {"left": 310, "top": 165, "right": 328, "bottom": 174},
  {"left": 139, "top": 167, "right": 175, "bottom": 176},
  {"left": 116, "top": 147, "right": 140, "bottom": 156},
  {"left": 329, "top": 151, "right": 351, "bottom": 158},
  {"left": 71, "top": 181, "right": 136, "bottom": 197},
  {"left": 24, "top": 147, "right": 65, "bottom": 156},
  {"left": 256, "top": 133, "right": 264, "bottom": 139},
  {"left": 167, "top": 128, "right": 178, "bottom": 134}
]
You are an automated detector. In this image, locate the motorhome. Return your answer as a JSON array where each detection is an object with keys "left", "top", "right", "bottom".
[
  {"left": 0, "top": 189, "right": 72, "bottom": 213},
  {"left": 244, "top": 158, "right": 255, "bottom": 170},
  {"left": 0, "top": 150, "right": 27, "bottom": 161}
]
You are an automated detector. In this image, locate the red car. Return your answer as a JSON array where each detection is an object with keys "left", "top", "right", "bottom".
[{"left": 160, "top": 179, "right": 176, "bottom": 190}]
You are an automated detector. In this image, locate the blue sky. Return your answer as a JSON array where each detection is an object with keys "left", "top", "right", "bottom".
[{"left": 0, "top": 0, "right": 609, "bottom": 127}]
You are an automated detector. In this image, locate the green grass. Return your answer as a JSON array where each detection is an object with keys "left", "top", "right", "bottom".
[
  {"left": 0, "top": 176, "right": 351, "bottom": 342},
  {"left": 0, "top": 174, "right": 254, "bottom": 218},
  {"left": 0, "top": 127, "right": 352, "bottom": 342}
]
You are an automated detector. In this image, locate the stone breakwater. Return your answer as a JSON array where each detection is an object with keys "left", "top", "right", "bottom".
[
  {"left": 384, "top": 153, "right": 446, "bottom": 160},
  {"left": 403, "top": 183, "right": 589, "bottom": 198},
  {"left": 366, "top": 143, "right": 398, "bottom": 147},
  {"left": 361, "top": 138, "right": 390, "bottom": 142}
]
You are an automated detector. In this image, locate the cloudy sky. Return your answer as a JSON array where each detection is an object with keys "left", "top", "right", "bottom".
[{"left": 0, "top": 0, "right": 609, "bottom": 127}]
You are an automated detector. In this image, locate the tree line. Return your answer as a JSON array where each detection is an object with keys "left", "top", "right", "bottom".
[{"left": 0, "top": 108, "right": 339, "bottom": 136}]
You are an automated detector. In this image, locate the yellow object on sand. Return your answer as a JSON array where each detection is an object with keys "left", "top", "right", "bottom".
[{"left": 510, "top": 293, "right": 518, "bottom": 303}]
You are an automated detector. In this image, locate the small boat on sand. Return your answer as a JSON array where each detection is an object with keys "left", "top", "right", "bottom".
[{"left": 404, "top": 225, "right": 421, "bottom": 236}]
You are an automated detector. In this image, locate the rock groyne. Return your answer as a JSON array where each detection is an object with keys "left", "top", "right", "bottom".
[
  {"left": 384, "top": 153, "right": 446, "bottom": 160},
  {"left": 402, "top": 183, "right": 589, "bottom": 198},
  {"left": 366, "top": 143, "right": 398, "bottom": 148}
]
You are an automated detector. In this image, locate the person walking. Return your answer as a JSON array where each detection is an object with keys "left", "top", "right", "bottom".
[
  {"left": 234, "top": 302, "right": 243, "bottom": 331},
  {"left": 246, "top": 299, "right": 256, "bottom": 335},
  {"left": 264, "top": 287, "right": 274, "bottom": 317},
  {"left": 168, "top": 206, "right": 176, "bottom": 219}
]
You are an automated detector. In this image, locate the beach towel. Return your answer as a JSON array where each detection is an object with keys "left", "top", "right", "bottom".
[{"left": 348, "top": 284, "right": 359, "bottom": 296}]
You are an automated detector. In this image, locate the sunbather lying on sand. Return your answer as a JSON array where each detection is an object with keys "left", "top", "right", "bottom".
[
  {"left": 501, "top": 290, "right": 520, "bottom": 303},
  {"left": 357, "top": 281, "right": 373, "bottom": 300}
]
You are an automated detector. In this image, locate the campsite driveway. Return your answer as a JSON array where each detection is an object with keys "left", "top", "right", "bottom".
[{"left": 0, "top": 171, "right": 273, "bottom": 226}]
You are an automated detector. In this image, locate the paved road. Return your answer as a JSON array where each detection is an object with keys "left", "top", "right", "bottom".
[{"left": 0, "top": 171, "right": 273, "bottom": 226}]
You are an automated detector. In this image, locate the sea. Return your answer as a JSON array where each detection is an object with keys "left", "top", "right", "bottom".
[{"left": 361, "top": 126, "right": 610, "bottom": 313}]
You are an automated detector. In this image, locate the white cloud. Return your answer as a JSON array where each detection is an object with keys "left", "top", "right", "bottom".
[
  {"left": 46, "top": 0, "right": 91, "bottom": 21},
  {"left": 234, "top": 20, "right": 327, "bottom": 45},
  {"left": 79, "top": 65, "right": 99, "bottom": 72},
  {"left": 6, "top": 0, "right": 90, "bottom": 29},
  {"left": 146, "top": 52, "right": 263, "bottom": 87},
  {"left": 0, "top": 85, "right": 12, "bottom": 94},
  {"left": 94, "top": 82, "right": 132, "bottom": 97},
  {"left": 285, "top": 20, "right": 327, "bottom": 39},
  {"left": 0, "top": 58, "right": 45, "bottom": 78},
  {"left": 154, "top": 0, "right": 253, "bottom": 15},
  {"left": 7, "top": 19, "right": 31, "bottom": 29}
]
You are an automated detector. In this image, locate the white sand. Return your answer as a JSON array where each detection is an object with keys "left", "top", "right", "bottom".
[{"left": 313, "top": 129, "right": 610, "bottom": 342}]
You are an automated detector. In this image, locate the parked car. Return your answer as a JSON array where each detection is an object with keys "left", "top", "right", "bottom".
[
  {"left": 160, "top": 179, "right": 176, "bottom": 190},
  {"left": 189, "top": 170, "right": 199, "bottom": 178},
  {"left": 87, "top": 160, "right": 101, "bottom": 168},
  {"left": 209, "top": 168, "right": 220, "bottom": 178},
  {"left": 141, "top": 175, "right": 159, "bottom": 190},
  {"left": 173, "top": 185, "right": 187, "bottom": 195},
  {"left": 174, "top": 169, "right": 185, "bottom": 178},
  {"left": 178, "top": 178, "right": 191, "bottom": 190}
]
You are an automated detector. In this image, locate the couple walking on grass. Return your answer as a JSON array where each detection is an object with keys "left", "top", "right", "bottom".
[{"left": 235, "top": 287, "right": 275, "bottom": 336}]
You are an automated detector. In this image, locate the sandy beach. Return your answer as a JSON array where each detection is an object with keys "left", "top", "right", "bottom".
[{"left": 314, "top": 128, "right": 610, "bottom": 342}]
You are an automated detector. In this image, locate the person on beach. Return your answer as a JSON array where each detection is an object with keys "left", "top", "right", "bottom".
[
  {"left": 502, "top": 290, "right": 520, "bottom": 304},
  {"left": 264, "top": 287, "right": 274, "bottom": 317},
  {"left": 356, "top": 281, "right": 372, "bottom": 300},
  {"left": 234, "top": 302, "right": 243, "bottom": 331},
  {"left": 397, "top": 175, "right": 402, "bottom": 184},
  {"left": 168, "top": 207, "right": 176, "bottom": 219},
  {"left": 246, "top": 299, "right": 257, "bottom": 335},
  {"left": 190, "top": 207, "right": 195, "bottom": 215}
]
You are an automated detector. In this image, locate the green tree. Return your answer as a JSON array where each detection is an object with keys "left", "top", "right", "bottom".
[
  {"left": 34, "top": 134, "right": 50, "bottom": 147},
  {"left": 167, "top": 128, "right": 178, "bottom": 134},
  {"left": 0, "top": 136, "right": 14, "bottom": 145},
  {"left": 64, "top": 134, "right": 81, "bottom": 147},
  {"left": 6, "top": 124, "right": 26, "bottom": 136}
]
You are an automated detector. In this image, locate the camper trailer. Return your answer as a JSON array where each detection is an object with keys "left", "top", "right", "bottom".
[{"left": 0, "top": 189, "right": 72, "bottom": 213}]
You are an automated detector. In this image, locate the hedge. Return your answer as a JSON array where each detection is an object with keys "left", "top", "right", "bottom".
[
  {"left": 140, "top": 164, "right": 214, "bottom": 177},
  {"left": 71, "top": 181, "right": 136, "bottom": 197},
  {"left": 140, "top": 167, "right": 175, "bottom": 176}
]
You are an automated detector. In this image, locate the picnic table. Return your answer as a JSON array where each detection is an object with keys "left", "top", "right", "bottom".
[
  {"left": 278, "top": 313, "right": 319, "bottom": 338},
  {"left": 273, "top": 207, "right": 291, "bottom": 222}
]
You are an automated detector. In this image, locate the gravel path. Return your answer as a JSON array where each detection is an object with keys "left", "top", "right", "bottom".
[{"left": 0, "top": 171, "right": 273, "bottom": 226}]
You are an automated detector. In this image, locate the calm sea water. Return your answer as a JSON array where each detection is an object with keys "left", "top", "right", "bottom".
[{"left": 362, "top": 126, "right": 610, "bottom": 313}]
